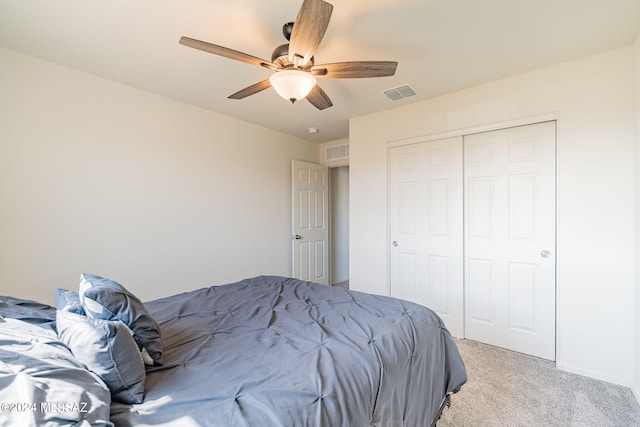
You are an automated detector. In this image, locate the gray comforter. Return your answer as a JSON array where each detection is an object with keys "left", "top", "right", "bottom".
[
  {"left": 111, "top": 276, "right": 466, "bottom": 426},
  {"left": 0, "top": 276, "right": 466, "bottom": 426}
]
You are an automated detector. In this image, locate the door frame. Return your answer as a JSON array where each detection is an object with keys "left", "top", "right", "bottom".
[
  {"left": 291, "top": 160, "right": 350, "bottom": 287},
  {"left": 328, "top": 165, "right": 350, "bottom": 287}
]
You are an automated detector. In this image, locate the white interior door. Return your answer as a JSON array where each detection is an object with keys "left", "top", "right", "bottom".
[
  {"left": 464, "top": 121, "right": 556, "bottom": 360},
  {"left": 292, "top": 160, "right": 329, "bottom": 285},
  {"left": 389, "top": 137, "right": 464, "bottom": 337}
]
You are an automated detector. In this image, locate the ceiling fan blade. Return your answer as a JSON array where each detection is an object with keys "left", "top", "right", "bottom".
[
  {"left": 228, "top": 80, "right": 272, "bottom": 100},
  {"left": 179, "top": 36, "right": 277, "bottom": 70},
  {"left": 288, "top": 0, "right": 333, "bottom": 68},
  {"left": 306, "top": 85, "right": 333, "bottom": 110},
  {"left": 312, "top": 61, "right": 398, "bottom": 78}
]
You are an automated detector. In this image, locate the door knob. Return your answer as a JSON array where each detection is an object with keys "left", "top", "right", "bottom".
[
  {"left": 392, "top": 241, "right": 399, "bottom": 247},
  {"left": 540, "top": 250, "right": 551, "bottom": 258},
  {"left": 293, "top": 234, "right": 303, "bottom": 240}
]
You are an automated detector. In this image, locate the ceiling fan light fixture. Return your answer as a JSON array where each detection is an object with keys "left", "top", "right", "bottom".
[
  {"left": 180, "top": 0, "right": 396, "bottom": 110},
  {"left": 269, "top": 70, "right": 316, "bottom": 103}
]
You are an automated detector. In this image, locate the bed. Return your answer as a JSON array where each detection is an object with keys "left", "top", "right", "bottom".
[{"left": 0, "top": 274, "right": 466, "bottom": 426}]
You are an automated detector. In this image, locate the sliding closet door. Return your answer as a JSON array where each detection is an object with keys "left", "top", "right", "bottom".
[
  {"left": 464, "top": 121, "right": 556, "bottom": 360},
  {"left": 389, "top": 137, "right": 464, "bottom": 338}
]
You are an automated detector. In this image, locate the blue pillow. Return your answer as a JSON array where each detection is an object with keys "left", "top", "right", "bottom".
[
  {"left": 79, "top": 273, "right": 163, "bottom": 365},
  {"left": 55, "top": 288, "right": 85, "bottom": 314},
  {"left": 56, "top": 309, "right": 146, "bottom": 404}
]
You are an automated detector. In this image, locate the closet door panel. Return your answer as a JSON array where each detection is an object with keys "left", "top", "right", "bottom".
[
  {"left": 389, "top": 137, "right": 464, "bottom": 337},
  {"left": 464, "top": 121, "right": 556, "bottom": 360}
]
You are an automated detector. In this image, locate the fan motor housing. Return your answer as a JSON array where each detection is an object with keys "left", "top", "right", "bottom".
[
  {"left": 271, "top": 43, "right": 314, "bottom": 69},
  {"left": 271, "top": 44, "right": 290, "bottom": 63}
]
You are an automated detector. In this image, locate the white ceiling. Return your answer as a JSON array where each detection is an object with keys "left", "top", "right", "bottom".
[{"left": 1, "top": 0, "right": 639, "bottom": 143}]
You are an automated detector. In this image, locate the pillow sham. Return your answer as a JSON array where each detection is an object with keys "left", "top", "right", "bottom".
[
  {"left": 55, "top": 288, "right": 85, "bottom": 314},
  {"left": 79, "top": 273, "right": 163, "bottom": 365},
  {"left": 56, "top": 309, "right": 146, "bottom": 404}
]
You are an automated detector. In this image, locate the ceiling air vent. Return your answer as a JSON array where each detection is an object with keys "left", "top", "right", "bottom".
[
  {"left": 381, "top": 84, "right": 418, "bottom": 101},
  {"left": 325, "top": 143, "right": 349, "bottom": 162}
]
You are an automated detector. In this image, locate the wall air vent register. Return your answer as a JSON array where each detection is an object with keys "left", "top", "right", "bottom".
[{"left": 324, "top": 143, "right": 349, "bottom": 162}]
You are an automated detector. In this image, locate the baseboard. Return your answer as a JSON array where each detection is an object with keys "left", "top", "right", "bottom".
[
  {"left": 557, "top": 365, "right": 640, "bottom": 408},
  {"left": 555, "top": 362, "right": 629, "bottom": 388}
]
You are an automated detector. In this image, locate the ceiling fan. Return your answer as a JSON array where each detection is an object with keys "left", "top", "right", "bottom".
[{"left": 179, "top": 0, "right": 398, "bottom": 110}]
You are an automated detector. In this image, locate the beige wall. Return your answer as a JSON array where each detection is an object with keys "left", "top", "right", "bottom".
[
  {"left": 0, "top": 47, "right": 319, "bottom": 303},
  {"left": 350, "top": 46, "right": 636, "bottom": 387}
]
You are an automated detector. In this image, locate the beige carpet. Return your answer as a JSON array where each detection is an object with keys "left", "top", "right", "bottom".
[{"left": 437, "top": 339, "right": 640, "bottom": 427}]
